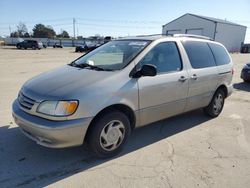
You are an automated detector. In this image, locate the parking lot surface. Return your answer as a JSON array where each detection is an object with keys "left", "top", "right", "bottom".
[{"left": 0, "top": 47, "right": 250, "bottom": 188}]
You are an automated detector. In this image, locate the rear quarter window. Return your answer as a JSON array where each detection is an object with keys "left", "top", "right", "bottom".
[
  {"left": 182, "top": 41, "right": 216, "bottom": 69},
  {"left": 208, "top": 43, "right": 231, "bottom": 66}
]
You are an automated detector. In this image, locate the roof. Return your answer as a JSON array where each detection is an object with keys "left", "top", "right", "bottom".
[
  {"left": 117, "top": 35, "right": 168, "bottom": 41},
  {"left": 117, "top": 34, "right": 214, "bottom": 41},
  {"left": 163, "top": 13, "right": 246, "bottom": 28}
]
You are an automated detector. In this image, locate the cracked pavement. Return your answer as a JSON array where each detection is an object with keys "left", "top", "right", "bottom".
[{"left": 0, "top": 47, "right": 250, "bottom": 188}]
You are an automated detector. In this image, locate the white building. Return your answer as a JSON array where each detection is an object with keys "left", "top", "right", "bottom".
[{"left": 162, "top": 13, "right": 247, "bottom": 52}]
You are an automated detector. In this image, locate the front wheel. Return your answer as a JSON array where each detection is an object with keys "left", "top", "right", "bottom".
[
  {"left": 87, "top": 111, "right": 131, "bottom": 158},
  {"left": 203, "top": 89, "right": 225, "bottom": 117}
]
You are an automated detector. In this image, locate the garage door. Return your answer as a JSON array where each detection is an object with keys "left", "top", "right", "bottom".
[
  {"left": 186, "top": 28, "right": 203, "bottom": 35},
  {"left": 166, "top": 30, "right": 182, "bottom": 35}
]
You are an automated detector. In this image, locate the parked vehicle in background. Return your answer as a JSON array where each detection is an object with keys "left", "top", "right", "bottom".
[
  {"left": 53, "top": 43, "right": 63, "bottom": 48},
  {"left": 241, "top": 44, "right": 250, "bottom": 53},
  {"left": 75, "top": 43, "right": 102, "bottom": 52},
  {"left": 75, "top": 44, "right": 88, "bottom": 52},
  {"left": 241, "top": 63, "right": 250, "bottom": 82},
  {"left": 104, "top": 36, "right": 112, "bottom": 43},
  {"left": 16, "top": 40, "right": 43, "bottom": 50},
  {"left": 86, "top": 43, "right": 102, "bottom": 51},
  {"left": 12, "top": 34, "right": 233, "bottom": 158}
]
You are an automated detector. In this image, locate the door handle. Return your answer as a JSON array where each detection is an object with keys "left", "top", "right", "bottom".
[
  {"left": 191, "top": 74, "right": 198, "bottom": 80},
  {"left": 179, "top": 76, "right": 187, "bottom": 82}
]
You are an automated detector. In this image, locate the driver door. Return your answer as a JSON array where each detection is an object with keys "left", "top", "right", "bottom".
[{"left": 137, "top": 41, "right": 189, "bottom": 126}]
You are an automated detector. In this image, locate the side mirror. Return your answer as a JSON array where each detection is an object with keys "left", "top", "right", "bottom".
[
  {"left": 130, "top": 64, "right": 157, "bottom": 78},
  {"left": 141, "top": 64, "right": 157, "bottom": 77}
]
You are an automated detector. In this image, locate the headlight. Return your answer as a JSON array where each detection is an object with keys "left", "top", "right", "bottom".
[{"left": 37, "top": 100, "right": 78, "bottom": 116}]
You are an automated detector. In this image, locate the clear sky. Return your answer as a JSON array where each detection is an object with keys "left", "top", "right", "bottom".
[{"left": 0, "top": 0, "right": 249, "bottom": 42}]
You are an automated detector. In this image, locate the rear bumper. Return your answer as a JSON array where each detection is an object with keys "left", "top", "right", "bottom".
[
  {"left": 12, "top": 99, "right": 93, "bottom": 148},
  {"left": 227, "top": 84, "right": 233, "bottom": 97}
]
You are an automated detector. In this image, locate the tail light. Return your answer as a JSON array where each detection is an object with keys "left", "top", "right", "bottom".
[{"left": 232, "top": 68, "right": 235, "bottom": 75}]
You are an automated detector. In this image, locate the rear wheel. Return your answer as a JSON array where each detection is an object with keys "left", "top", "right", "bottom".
[
  {"left": 203, "top": 89, "right": 225, "bottom": 117},
  {"left": 87, "top": 111, "right": 131, "bottom": 158}
]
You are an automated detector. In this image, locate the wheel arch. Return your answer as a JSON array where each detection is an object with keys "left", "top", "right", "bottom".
[
  {"left": 216, "top": 84, "right": 228, "bottom": 98},
  {"left": 85, "top": 104, "right": 136, "bottom": 141}
]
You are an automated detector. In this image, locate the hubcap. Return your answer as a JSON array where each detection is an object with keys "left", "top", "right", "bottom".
[
  {"left": 100, "top": 120, "right": 125, "bottom": 151},
  {"left": 213, "top": 93, "right": 223, "bottom": 114}
]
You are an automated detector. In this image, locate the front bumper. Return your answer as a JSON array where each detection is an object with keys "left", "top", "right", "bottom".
[{"left": 12, "top": 99, "right": 93, "bottom": 148}]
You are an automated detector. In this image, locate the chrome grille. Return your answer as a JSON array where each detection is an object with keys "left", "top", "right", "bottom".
[{"left": 18, "top": 93, "right": 36, "bottom": 110}]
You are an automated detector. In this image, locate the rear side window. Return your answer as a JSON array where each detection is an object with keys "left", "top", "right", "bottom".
[
  {"left": 182, "top": 41, "right": 216, "bottom": 69},
  {"left": 208, "top": 43, "right": 230, "bottom": 66}
]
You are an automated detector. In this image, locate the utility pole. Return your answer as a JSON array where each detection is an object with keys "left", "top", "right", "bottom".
[
  {"left": 73, "top": 18, "right": 76, "bottom": 47},
  {"left": 73, "top": 18, "right": 76, "bottom": 39},
  {"left": 9, "top": 26, "right": 11, "bottom": 37},
  {"left": 9, "top": 26, "right": 13, "bottom": 44}
]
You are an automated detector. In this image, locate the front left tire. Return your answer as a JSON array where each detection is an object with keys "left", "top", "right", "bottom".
[{"left": 86, "top": 110, "right": 131, "bottom": 158}]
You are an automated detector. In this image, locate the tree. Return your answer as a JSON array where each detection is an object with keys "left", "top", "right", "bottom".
[
  {"left": 23, "top": 32, "right": 30, "bottom": 38},
  {"left": 17, "top": 22, "right": 28, "bottom": 37},
  {"left": 10, "top": 31, "right": 19, "bottom": 37},
  {"left": 57, "top": 30, "right": 70, "bottom": 38},
  {"left": 32, "top": 24, "right": 56, "bottom": 38},
  {"left": 10, "top": 22, "right": 28, "bottom": 37},
  {"left": 77, "top": 36, "right": 84, "bottom": 39}
]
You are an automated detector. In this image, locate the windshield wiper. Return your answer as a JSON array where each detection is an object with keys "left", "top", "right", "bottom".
[{"left": 70, "top": 62, "right": 113, "bottom": 71}]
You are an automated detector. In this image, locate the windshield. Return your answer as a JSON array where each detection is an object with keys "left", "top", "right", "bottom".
[{"left": 73, "top": 40, "right": 150, "bottom": 70}]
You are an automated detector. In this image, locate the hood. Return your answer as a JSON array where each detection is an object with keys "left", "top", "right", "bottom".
[{"left": 22, "top": 65, "right": 116, "bottom": 101}]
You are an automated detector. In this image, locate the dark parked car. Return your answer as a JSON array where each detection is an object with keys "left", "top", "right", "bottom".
[
  {"left": 75, "top": 44, "right": 88, "bottom": 52},
  {"left": 75, "top": 43, "right": 101, "bottom": 53},
  {"left": 241, "top": 63, "right": 250, "bottom": 82},
  {"left": 241, "top": 44, "right": 250, "bottom": 53},
  {"left": 53, "top": 43, "right": 63, "bottom": 48},
  {"left": 16, "top": 40, "right": 43, "bottom": 50},
  {"left": 104, "top": 36, "right": 112, "bottom": 43}
]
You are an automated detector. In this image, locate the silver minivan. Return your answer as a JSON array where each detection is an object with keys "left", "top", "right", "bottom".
[{"left": 12, "top": 34, "right": 233, "bottom": 157}]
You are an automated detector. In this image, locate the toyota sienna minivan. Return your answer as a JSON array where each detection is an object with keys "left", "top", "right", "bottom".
[{"left": 12, "top": 34, "right": 233, "bottom": 158}]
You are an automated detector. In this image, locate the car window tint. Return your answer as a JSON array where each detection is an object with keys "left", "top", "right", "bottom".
[
  {"left": 182, "top": 41, "right": 216, "bottom": 69},
  {"left": 140, "top": 42, "right": 182, "bottom": 73},
  {"left": 89, "top": 46, "right": 124, "bottom": 66},
  {"left": 208, "top": 43, "right": 230, "bottom": 66}
]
